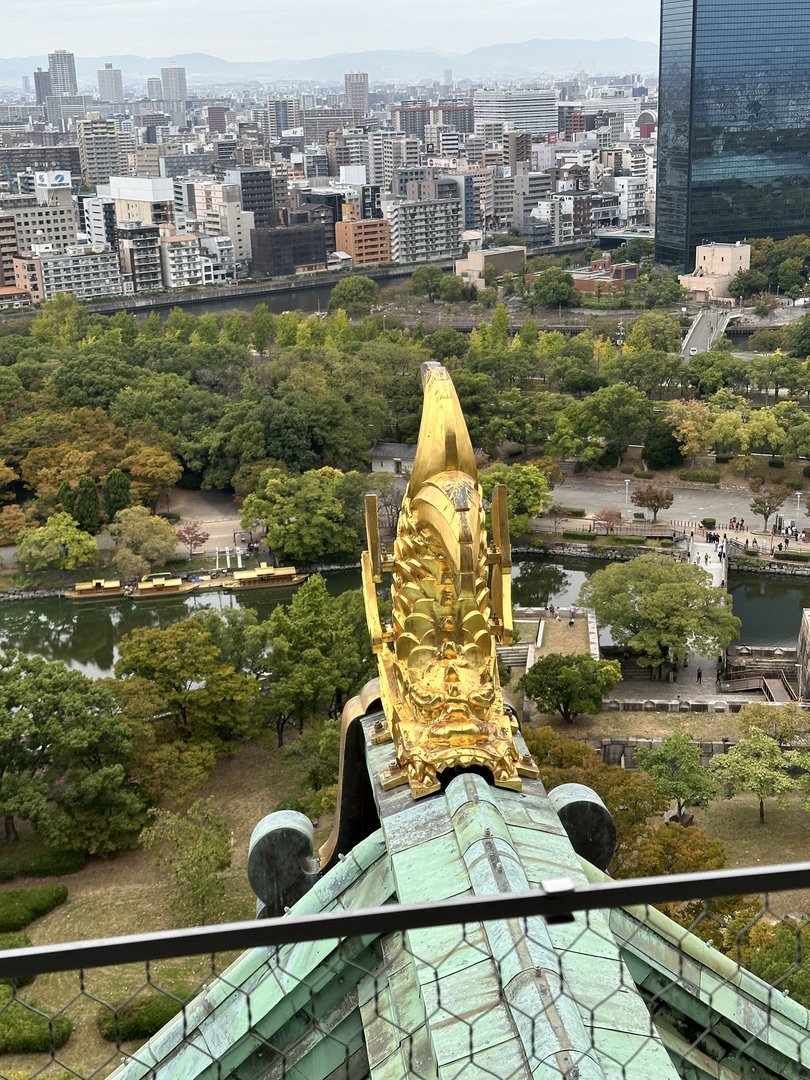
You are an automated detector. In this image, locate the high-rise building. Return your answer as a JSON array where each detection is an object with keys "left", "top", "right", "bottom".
[
  {"left": 656, "top": 0, "right": 810, "bottom": 269},
  {"left": 78, "top": 114, "right": 127, "bottom": 184},
  {"left": 146, "top": 77, "right": 163, "bottom": 101},
  {"left": 33, "top": 68, "right": 53, "bottom": 104},
  {"left": 21, "top": 76, "right": 31, "bottom": 97},
  {"left": 161, "top": 64, "right": 188, "bottom": 125},
  {"left": 98, "top": 63, "right": 124, "bottom": 103},
  {"left": 48, "top": 50, "right": 78, "bottom": 95},
  {"left": 33, "top": 68, "right": 52, "bottom": 104},
  {"left": 473, "top": 89, "right": 558, "bottom": 136},
  {"left": 344, "top": 72, "right": 369, "bottom": 115}
]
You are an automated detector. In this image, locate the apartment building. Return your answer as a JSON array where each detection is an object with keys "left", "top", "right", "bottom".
[
  {"left": 159, "top": 227, "right": 203, "bottom": 288},
  {"left": 334, "top": 217, "right": 391, "bottom": 265},
  {"left": 117, "top": 220, "right": 162, "bottom": 292},
  {"left": 382, "top": 194, "right": 463, "bottom": 264},
  {"left": 14, "top": 243, "right": 122, "bottom": 302}
]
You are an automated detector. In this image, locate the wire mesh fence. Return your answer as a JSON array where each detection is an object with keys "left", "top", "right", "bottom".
[{"left": 1, "top": 863, "right": 810, "bottom": 1079}]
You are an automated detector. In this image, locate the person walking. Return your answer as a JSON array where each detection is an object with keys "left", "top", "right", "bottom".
[{"left": 696, "top": 667, "right": 703, "bottom": 684}]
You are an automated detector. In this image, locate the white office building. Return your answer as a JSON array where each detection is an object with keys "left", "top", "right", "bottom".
[{"left": 473, "top": 89, "right": 558, "bottom": 136}]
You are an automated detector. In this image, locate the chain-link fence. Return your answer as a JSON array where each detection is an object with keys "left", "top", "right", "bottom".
[{"left": 2, "top": 862, "right": 810, "bottom": 1079}]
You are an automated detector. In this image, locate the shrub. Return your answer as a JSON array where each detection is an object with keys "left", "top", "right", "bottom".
[
  {"left": 803, "top": 464, "right": 810, "bottom": 478},
  {"left": 597, "top": 451, "right": 619, "bottom": 469},
  {"left": 715, "top": 454, "right": 732, "bottom": 464},
  {"left": 768, "top": 458, "right": 785, "bottom": 469},
  {"left": 0, "top": 933, "right": 34, "bottom": 988},
  {"left": 0, "top": 858, "right": 15, "bottom": 883},
  {"left": 775, "top": 551, "right": 810, "bottom": 563},
  {"left": 0, "top": 885, "right": 68, "bottom": 933},
  {"left": 562, "top": 530, "right": 596, "bottom": 541},
  {"left": 620, "top": 464, "right": 634, "bottom": 475},
  {"left": 659, "top": 540, "right": 675, "bottom": 549},
  {"left": 701, "top": 518, "right": 717, "bottom": 529},
  {"left": 607, "top": 536, "right": 646, "bottom": 545},
  {"left": 633, "top": 469, "right": 654, "bottom": 479},
  {"left": 97, "top": 987, "right": 193, "bottom": 1042},
  {"left": 20, "top": 851, "right": 85, "bottom": 878},
  {"left": 566, "top": 508, "right": 587, "bottom": 518},
  {"left": 0, "top": 986, "right": 73, "bottom": 1052},
  {"left": 679, "top": 469, "right": 721, "bottom": 484}
]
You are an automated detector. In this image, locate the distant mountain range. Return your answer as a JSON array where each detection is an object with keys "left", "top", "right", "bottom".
[{"left": 0, "top": 39, "right": 657, "bottom": 87}]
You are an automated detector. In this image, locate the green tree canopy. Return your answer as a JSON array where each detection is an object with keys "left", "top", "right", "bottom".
[
  {"left": 530, "top": 267, "right": 578, "bottom": 308},
  {"left": 479, "top": 462, "right": 553, "bottom": 536},
  {"left": 710, "top": 728, "right": 797, "bottom": 824},
  {"left": 519, "top": 654, "right": 621, "bottom": 723},
  {"left": 580, "top": 553, "right": 741, "bottom": 668},
  {"left": 0, "top": 651, "right": 146, "bottom": 852},
  {"left": 241, "top": 466, "right": 367, "bottom": 564},
  {"left": 635, "top": 732, "right": 718, "bottom": 817},
  {"left": 109, "top": 505, "right": 179, "bottom": 577},
  {"left": 15, "top": 512, "right": 97, "bottom": 576},
  {"left": 328, "top": 275, "right": 380, "bottom": 317}
]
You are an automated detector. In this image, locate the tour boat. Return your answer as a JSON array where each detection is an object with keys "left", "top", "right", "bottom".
[
  {"left": 129, "top": 572, "right": 200, "bottom": 600},
  {"left": 222, "top": 563, "right": 307, "bottom": 591},
  {"left": 65, "top": 578, "right": 127, "bottom": 601}
]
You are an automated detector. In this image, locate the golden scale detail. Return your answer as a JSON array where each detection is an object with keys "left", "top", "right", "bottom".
[{"left": 362, "top": 362, "right": 539, "bottom": 799}]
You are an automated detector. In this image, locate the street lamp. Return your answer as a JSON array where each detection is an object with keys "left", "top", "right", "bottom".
[
  {"left": 796, "top": 491, "right": 803, "bottom": 529},
  {"left": 624, "top": 478, "right": 631, "bottom": 516}
]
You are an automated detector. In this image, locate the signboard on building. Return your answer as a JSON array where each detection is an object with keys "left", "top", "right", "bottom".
[{"left": 35, "top": 171, "right": 72, "bottom": 188}]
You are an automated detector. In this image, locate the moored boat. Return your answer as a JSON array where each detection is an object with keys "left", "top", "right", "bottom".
[
  {"left": 65, "top": 578, "right": 126, "bottom": 601},
  {"left": 130, "top": 573, "right": 200, "bottom": 600},
  {"left": 222, "top": 563, "right": 307, "bottom": 590}
]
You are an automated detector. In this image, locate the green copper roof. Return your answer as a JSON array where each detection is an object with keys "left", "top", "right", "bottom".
[{"left": 108, "top": 709, "right": 810, "bottom": 1080}]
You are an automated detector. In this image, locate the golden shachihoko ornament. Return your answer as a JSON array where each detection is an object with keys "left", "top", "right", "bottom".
[{"left": 362, "top": 362, "right": 538, "bottom": 799}]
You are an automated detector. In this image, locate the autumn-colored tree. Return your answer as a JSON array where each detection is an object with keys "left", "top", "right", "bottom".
[
  {"left": 120, "top": 446, "right": 182, "bottom": 507},
  {"left": 630, "top": 484, "right": 674, "bottom": 522},
  {"left": 176, "top": 520, "right": 211, "bottom": 558},
  {"left": 593, "top": 506, "right": 623, "bottom": 533}
]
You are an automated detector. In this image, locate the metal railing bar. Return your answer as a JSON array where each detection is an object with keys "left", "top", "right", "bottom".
[{"left": 1, "top": 861, "right": 810, "bottom": 979}]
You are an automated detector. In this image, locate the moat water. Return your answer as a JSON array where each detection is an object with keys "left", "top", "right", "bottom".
[{"left": 0, "top": 557, "right": 801, "bottom": 679}]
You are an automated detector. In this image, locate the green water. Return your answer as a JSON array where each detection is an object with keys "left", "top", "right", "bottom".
[{"left": 0, "top": 558, "right": 800, "bottom": 678}]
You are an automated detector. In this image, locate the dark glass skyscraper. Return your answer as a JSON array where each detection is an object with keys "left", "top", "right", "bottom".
[{"left": 656, "top": 0, "right": 810, "bottom": 269}]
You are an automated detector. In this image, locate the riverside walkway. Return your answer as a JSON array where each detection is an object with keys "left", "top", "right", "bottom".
[{"left": 688, "top": 537, "right": 728, "bottom": 588}]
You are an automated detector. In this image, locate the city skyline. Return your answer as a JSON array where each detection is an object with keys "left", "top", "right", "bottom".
[{"left": 2, "top": 1, "right": 658, "bottom": 62}]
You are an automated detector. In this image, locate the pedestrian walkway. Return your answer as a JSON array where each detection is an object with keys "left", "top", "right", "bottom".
[{"left": 688, "top": 538, "right": 727, "bottom": 589}]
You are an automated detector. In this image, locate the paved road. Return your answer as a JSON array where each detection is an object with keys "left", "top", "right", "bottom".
[
  {"left": 682, "top": 309, "right": 727, "bottom": 358},
  {"left": 556, "top": 477, "right": 806, "bottom": 535}
]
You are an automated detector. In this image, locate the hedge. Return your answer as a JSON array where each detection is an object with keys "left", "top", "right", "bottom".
[
  {"left": 562, "top": 530, "right": 596, "bottom": 541},
  {"left": 679, "top": 469, "right": 721, "bottom": 484},
  {"left": 0, "top": 858, "right": 15, "bottom": 883},
  {"left": 566, "top": 508, "right": 587, "bottom": 518},
  {"left": 0, "top": 933, "right": 34, "bottom": 988},
  {"left": 701, "top": 518, "right": 716, "bottom": 529},
  {"left": 0, "top": 986, "right": 73, "bottom": 1053},
  {"left": 775, "top": 551, "right": 810, "bottom": 563},
  {"left": 633, "top": 469, "right": 654, "bottom": 479},
  {"left": 0, "top": 885, "right": 68, "bottom": 933},
  {"left": 97, "top": 987, "right": 194, "bottom": 1042},
  {"left": 803, "top": 464, "right": 810, "bottom": 478},
  {"left": 20, "top": 851, "right": 85, "bottom": 878},
  {"left": 620, "top": 464, "right": 634, "bottom": 475},
  {"left": 768, "top": 458, "right": 785, "bottom": 469},
  {"left": 715, "top": 454, "right": 732, "bottom": 464}
]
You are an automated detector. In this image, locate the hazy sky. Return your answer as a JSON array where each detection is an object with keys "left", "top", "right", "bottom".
[{"left": 3, "top": 0, "right": 658, "bottom": 59}]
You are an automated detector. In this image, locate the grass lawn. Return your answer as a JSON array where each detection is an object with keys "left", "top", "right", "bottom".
[
  {"left": 526, "top": 709, "right": 743, "bottom": 741},
  {"left": 694, "top": 793, "right": 810, "bottom": 919},
  {"left": 537, "top": 617, "right": 591, "bottom": 657},
  {"left": 0, "top": 741, "right": 328, "bottom": 1079}
]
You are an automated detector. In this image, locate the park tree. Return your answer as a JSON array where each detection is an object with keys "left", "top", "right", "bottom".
[
  {"left": 593, "top": 506, "right": 623, "bottom": 533},
  {"left": 643, "top": 417, "right": 684, "bottom": 470},
  {"left": 631, "top": 484, "right": 674, "bottom": 522},
  {"left": 101, "top": 468, "right": 131, "bottom": 520},
  {"left": 479, "top": 462, "right": 553, "bottom": 536},
  {"left": 667, "top": 400, "right": 712, "bottom": 466},
  {"left": 519, "top": 654, "right": 622, "bottom": 724},
  {"left": 116, "top": 620, "right": 259, "bottom": 749},
  {"left": 580, "top": 553, "right": 741, "bottom": 669},
  {"left": 635, "top": 731, "right": 718, "bottom": 818},
  {"left": 625, "top": 311, "right": 682, "bottom": 354},
  {"left": 15, "top": 512, "right": 97, "bottom": 576},
  {"left": 562, "top": 383, "right": 651, "bottom": 464},
  {"left": 119, "top": 445, "right": 183, "bottom": 508},
  {"left": 530, "top": 267, "right": 578, "bottom": 308},
  {"left": 110, "top": 506, "right": 179, "bottom": 574},
  {"left": 176, "top": 520, "right": 210, "bottom": 558},
  {"left": 0, "top": 651, "right": 146, "bottom": 852},
  {"left": 140, "top": 799, "right": 231, "bottom": 925},
  {"left": 411, "top": 265, "right": 445, "bottom": 300},
  {"left": 786, "top": 313, "right": 810, "bottom": 358},
  {"left": 328, "top": 275, "right": 380, "bottom": 317},
  {"left": 71, "top": 475, "right": 102, "bottom": 535},
  {"left": 241, "top": 466, "right": 367, "bottom": 564},
  {"left": 749, "top": 487, "right": 788, "bottom": 529},
  {"left": 738, "top": 701, "right": 810, "bottom": 746},
  {"left": 728, "top": 268, "right": 769, "bottom": 299},
  {"left": 546, "top": 504, "right": 569, "bottom": 533},
  {"left": 711, "top": 728, "right": 797, "bottom": 824},
  {"left": 0, "top": 505, "right": 28, "bottom": 542}
]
